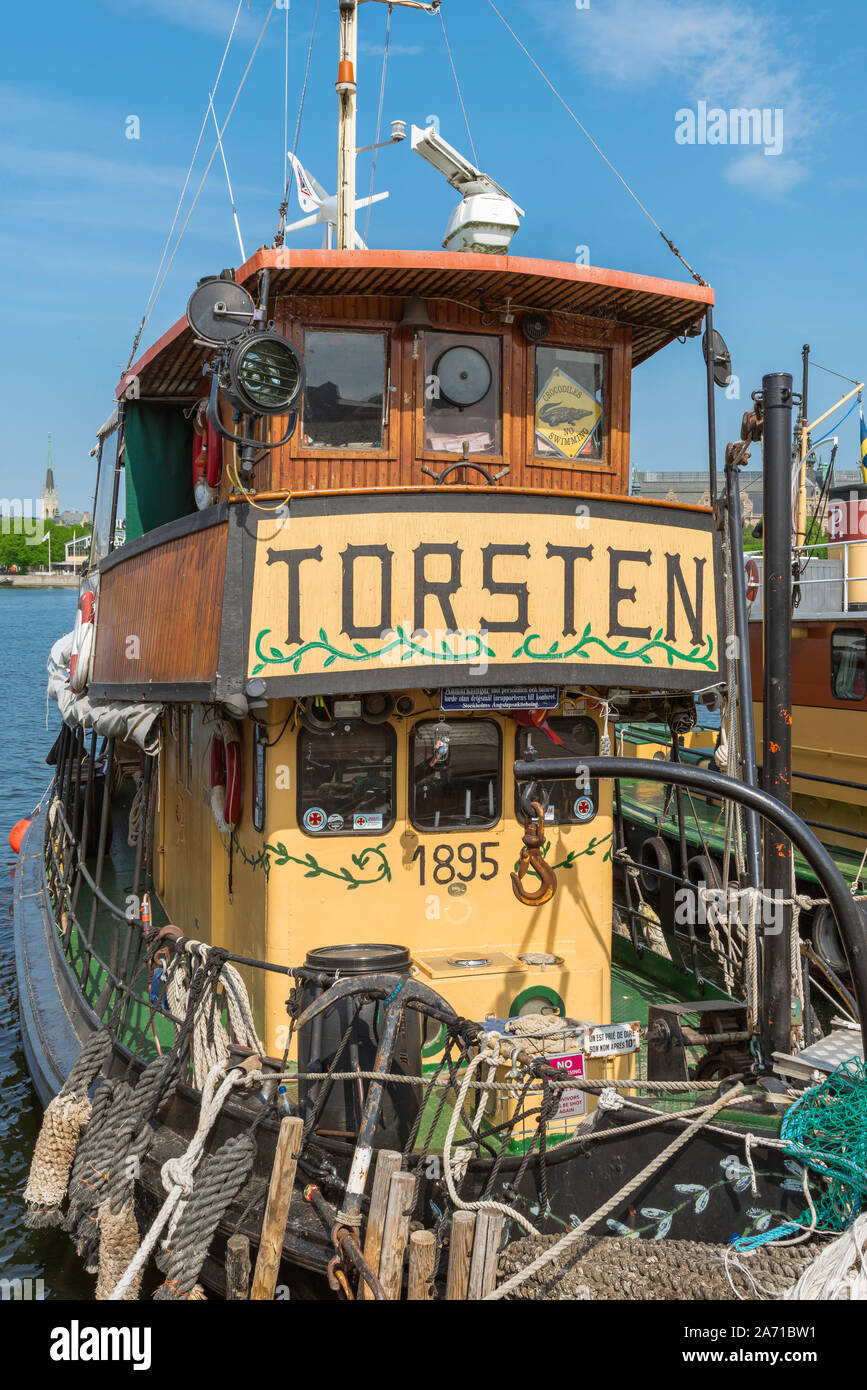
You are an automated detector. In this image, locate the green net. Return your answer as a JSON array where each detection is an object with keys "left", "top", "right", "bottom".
[{"left": 781, "top": 1058, "right": 867, "bottom": 1232}]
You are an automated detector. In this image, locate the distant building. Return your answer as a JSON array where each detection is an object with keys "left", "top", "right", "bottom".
[
  {"left": 58, "top": 509, "right": 91, "bottom": 527},
  {"left": 633, "top": 467, "right": 863, "bottom": 521},
  {"left": 41, "top": 434, "right": 59, "bottom": 521}
]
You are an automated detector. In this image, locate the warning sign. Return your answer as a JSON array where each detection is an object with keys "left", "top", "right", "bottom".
[
  {"left": 548, "top": 1051, "right": 587, "bottom": 1122},
  {"left": 535, "top": 368, "right": 602, "bottom": 459},
  {"left": 585, "top": 1022, "right": 641, "bottom": 1057}
]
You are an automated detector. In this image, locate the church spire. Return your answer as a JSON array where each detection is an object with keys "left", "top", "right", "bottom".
[{"left": 42, "top": 433, "right": 58, "bottom": 520}]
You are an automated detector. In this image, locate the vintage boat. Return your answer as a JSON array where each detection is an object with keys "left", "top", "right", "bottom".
[{"left": 13, "top": 2, "right": 867, "bottom": 1303}]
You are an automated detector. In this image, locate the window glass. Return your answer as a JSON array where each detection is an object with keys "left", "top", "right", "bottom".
[
  {"left": 424, "top": 332, "right": 502, "bottom": 455},
  {"left": 831, "top": 629, "right": 867, "bottom": 701},
  {"left": 90, "top": 427, "right": 120, "bottom": 565},
  {"left": 411, "top": 719, "right": 500, "bottom": 830},
  {"left": 534, "top": 347, "right": 605, "bottom": 462},
  {"left": 515, "top": 717, "right": 599, "bottom": 824},
  {"left": 302, "top": 330, "right": 387, "bottom": 450},
  {"left": 298, "top": 723, "right": 395, "bottom": 835}
]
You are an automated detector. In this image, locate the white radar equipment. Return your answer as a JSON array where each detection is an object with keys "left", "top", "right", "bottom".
[{"left": 410, "top": 124, "right": 525, "bottom": 254}]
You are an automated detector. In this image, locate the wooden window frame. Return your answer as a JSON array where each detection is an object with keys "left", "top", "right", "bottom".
[
  {"left": 290, "top": 321, "right": 398, "bottom": 463},
  {"left": 526, "top": 328, "right": 616, "bottom": 475},
  {"left": 414, "top": 327, "right": 511, "bottom": 468}
]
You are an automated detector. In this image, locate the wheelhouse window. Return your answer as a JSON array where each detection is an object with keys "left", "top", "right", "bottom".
[
  {"left": 298, "top": 722, "right": 395, "bottom": 835},
  {"left": 515, "top": 717, "right": 599, "bottom": 824},
  {"left": 423, "top": 332, "right": 502, "bottom": 455},
  {"left": 302, "top": 330, "right": 388, "bottom": 450},
  {"left": 534, "top": 347, "right": 605, "bottom": 463},
  {"left": 411, "top": 719, "right": 500, "bottom": 830},
  {"left": 831, "top": 629, "right": 867, "bottom": 701}
]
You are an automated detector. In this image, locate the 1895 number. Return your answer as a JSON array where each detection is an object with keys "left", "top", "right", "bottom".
[{"left": 411, "top": 842, "right": 498, "bottom": 886}]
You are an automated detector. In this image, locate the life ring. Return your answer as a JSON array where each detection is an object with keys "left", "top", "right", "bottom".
[
  {"left": 745, "top": 557, "right": 760, "bottom": 603},
  {"left": 192, "top": 397, "right": 221, "bottom": 510},
  {"left": 70, "top": 588, "right": 97, "bottom": 693},
  {"left": 209, "top": 720, "right": 242, "bottom": 833}
]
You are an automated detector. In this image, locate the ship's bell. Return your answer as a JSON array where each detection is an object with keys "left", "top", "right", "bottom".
[{"left": 399, "top": 296, "right": 433, "bottom": 332}]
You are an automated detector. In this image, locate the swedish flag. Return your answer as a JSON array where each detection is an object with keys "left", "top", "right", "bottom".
[{"left": 861, "top": 400, "right": 867, "bottom": 484}]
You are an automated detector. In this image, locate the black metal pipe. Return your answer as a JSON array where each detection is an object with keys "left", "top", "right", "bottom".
[
  {"left": 725, "top": 461, "right": 763, "bottom": 892},
  {"left": 514, "top": 754, "right": 867, "bottom": 1056},
  {"left": 704, "top": 304, "right": 719, "bottom": 505},
  {"left": 761, "top": 371, "right": 795, "bottom": 1061}
]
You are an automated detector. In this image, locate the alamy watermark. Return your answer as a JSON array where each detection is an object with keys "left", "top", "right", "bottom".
[
  {"left": 675, "top": 882, "right": 785, "bottom": 936},
  {"left": 675, "top": 102, "right": 784, "bottom": 157}
]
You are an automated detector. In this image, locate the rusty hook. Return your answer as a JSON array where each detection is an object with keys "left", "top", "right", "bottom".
[{"left": 510, "top": 801, "right": 557, "bottom": 906}]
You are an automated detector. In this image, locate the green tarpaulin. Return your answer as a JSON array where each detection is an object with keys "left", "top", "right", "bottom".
[{"left": 124, "top": 401, "right": 195, "bottom": 541}]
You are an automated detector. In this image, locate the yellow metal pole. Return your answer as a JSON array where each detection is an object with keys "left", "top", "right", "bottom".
[{"left": 796, "top": 382, "right": 864, "bottom": 545}]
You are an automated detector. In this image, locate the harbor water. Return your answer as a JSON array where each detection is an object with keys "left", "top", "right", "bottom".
[{"left": 0, "top": 589, "right": 93, "bottom": 1298}]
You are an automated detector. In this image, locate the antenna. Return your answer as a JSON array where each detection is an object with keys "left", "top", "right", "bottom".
[{"left": 410, "top": 124, "right": 524, "bottom": 254}]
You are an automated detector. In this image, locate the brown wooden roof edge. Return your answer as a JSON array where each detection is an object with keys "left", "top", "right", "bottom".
[{"left": 118, "top": 246, "right": 714, "bottom": 399}]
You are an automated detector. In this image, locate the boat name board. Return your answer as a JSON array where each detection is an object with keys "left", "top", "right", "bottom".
[{"left": 243, "top": 499, "right": 721, "bottom": 693}]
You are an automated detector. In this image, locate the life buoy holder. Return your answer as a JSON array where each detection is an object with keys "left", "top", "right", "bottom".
[
  {"left": 745, "top": 557, "right": 760, "bottom": 603},
  {"left": 70, "top": 588, "right": 97, "bottom": 693},
  {"left": 209, "top": 720, "right": 242, "bottom": 833}
]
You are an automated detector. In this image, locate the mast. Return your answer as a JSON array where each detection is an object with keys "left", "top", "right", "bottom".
[
  {"left": 795, "top": 344, "right": 810, "bottom": 546},
  {"left": 336, "top": 0, "right": 359, "bottom": 251}
]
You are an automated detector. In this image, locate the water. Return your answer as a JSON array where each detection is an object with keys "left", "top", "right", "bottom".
[{"left": 0, "top": 589, "right": 94, "bottom": 1297}]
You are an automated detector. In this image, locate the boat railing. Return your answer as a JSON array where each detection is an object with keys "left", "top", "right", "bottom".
[{"left": 747, "top": 534, "right": 867, "bottom": 614}]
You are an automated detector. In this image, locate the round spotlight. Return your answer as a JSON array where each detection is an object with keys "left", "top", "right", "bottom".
[{"left": 225, "top": 331, "right": 305, "bottom": 416}]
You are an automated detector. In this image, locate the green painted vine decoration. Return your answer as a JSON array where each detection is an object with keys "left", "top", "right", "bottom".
[
  {"left": 252, "top": 625, "right": 495, "bottom": 675},
  {"left": 266, "top": 839, "right": 391, "bottom": 890},
  {"left": 511, "top": 625, "right": 716, "bottom": 670}
]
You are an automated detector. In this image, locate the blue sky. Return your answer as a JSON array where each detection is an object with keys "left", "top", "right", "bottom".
[{"left": 1, "top": 0, "right": 866, "bottom": 511}]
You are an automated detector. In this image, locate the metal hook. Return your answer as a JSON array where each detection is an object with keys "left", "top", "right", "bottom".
[{"left": 510, "top": 801, "right": 557, "bottom": 906}]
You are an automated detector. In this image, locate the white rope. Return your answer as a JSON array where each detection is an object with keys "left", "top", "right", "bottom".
[
  {"left": 442, "top": 1044, "right": 539, "bottom": 1237},
  {"left": 784, "top": 1214, "right": 867, "bottom": 1300}
]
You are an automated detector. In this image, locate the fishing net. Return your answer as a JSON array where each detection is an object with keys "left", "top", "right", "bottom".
[{"left": 781, "top": 1058, "right": 867, "bottom": 1232}]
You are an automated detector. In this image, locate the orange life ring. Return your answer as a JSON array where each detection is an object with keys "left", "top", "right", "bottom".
[
  {"left": 209, "top": 721, "right": 242, "bottom": 832},
  {"left": 745, "top": 557, "right": 760, "bottom": 603},
  {"left": 70, "top": 588, "right": 97, "bottom": 693}
]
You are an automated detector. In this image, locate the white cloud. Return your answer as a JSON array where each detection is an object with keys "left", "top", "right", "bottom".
[
  {"left": 117, "top": 0, "right": 262, "bottom": 39},
  {"left": 540, "top": 0, "right": 826, "bottom": 198}
]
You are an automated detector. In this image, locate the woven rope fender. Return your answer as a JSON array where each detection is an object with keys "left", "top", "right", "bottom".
[
  {"left": 95, "top": 1187, "right": 144, "bottom": 1302},
  {"left": 23, "top": 1027, "right": 113, "bottom": 1227},
  {"left": 497, "top": 1235, "right": 816, "bottom": 1301}
]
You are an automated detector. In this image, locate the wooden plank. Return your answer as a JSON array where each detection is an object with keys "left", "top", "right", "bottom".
[
  {"left": 225, "top": 1233, "right": 251, "bottom": 1300},
  {"left": 250, "top": 1116, "right": 304, "bottom": 1301},
  {"left": 92, "top": 523, "right": 227, "bottom": 687},
  {"left": 407, "top": 1229, "right": 437, "bottom": 1301},
  {"left": 445, "top": 1210, "right": 476, "bottom": 1301},
  {"left": 360, "top": 1149, "right": 401, "bottom": 1301},
  {"left": 377, "top": 1171, "right": 416, "bottom": 1301},
  {"left": 467, "top": 1211, "right": 503, "bottom": 1301}
]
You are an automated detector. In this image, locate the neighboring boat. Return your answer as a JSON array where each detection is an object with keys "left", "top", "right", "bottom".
[{"left": 13, "top": 4, "right": 867, "bottom": 1303}]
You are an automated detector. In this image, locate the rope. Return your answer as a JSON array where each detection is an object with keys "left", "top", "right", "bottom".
[
  {"left": 363, "top": 2, "right": 392, "bottom": 248},
  {"left": 439, "top": 5, "right": 478, "bottom": 165},
  {"left": 127, "top": 0, "right": 245, "bottom": 369},
  {"left": 784, "top": 1213, "right": 867, "bottom": 1300},
  {"left": 23, "top": 1027, "right": 114, "bottom": 1226},
  {"left": 133, "top": 2, "right": 277, "bottom": 358},
  {"left": 485, "top": 0, "right": 706, "bottom": 286},
  {"left": 487, "top": 1083, "right": 744, "bottom": 1300},
  {"left": 127, "top": 770, "right": 144, "bottom": 847},
  {"left": 154, "top": 1133, "right": 257, "bottom": 1299},
  {"left": 275, "top": 0, "right": 320, "bottom": 245}
]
